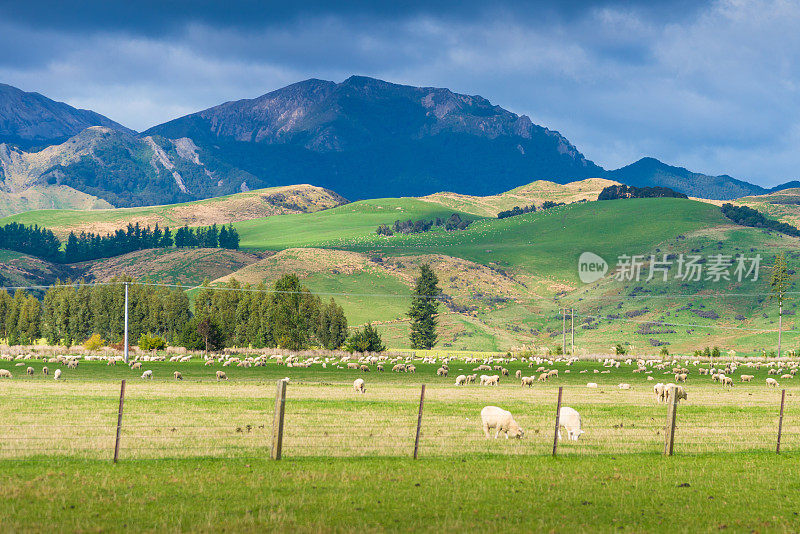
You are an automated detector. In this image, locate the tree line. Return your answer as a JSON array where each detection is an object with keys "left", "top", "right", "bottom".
[
  {"left": 721, "top": 203, "right": 800, "bottom": 238},
  {"left": 376, "top": 213, "right": 472, "bottom": 236},
  {"left": 497, "top": 200, "right": 565, "bottom": 219},
  {"left": 0, "top": 264, "right": 445, "bottom": 352},
  {"left": 0, "top": 222, "right": 241, "bottom": 264},
  {"left": 0, "top": 275, "right": 347, "bottom": 351},
  {"left": 598, "top": 184, "right": 688, "bottom": 200}
]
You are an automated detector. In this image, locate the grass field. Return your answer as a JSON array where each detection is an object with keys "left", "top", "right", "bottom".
[{"left": 1, "top": 355, "right": 799, "bottom": 532}]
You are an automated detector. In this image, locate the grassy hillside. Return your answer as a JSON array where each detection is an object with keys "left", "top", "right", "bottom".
[
  {"left": 0, "top": 184, "right": 345, "bottom": 238},
  {"left": 235, "top": 197, "right": 481, "bottom": 250},
  {"left": 420, "top": 177, "right": 616, "bottom": 217},
  {"left": 0, "top": 184, "right": 113, "bottom": 217},
  {"left": 734, "top": 188, "right": 800, "bottom": 227}
]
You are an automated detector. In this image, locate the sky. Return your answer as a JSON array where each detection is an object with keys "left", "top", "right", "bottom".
[{"left": 0, "top": 0, "right": 798, "bottom": 186}]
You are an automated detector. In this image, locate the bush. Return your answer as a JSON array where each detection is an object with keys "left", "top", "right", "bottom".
[
  {"left": 138, "top": 333, "right": 167, "bottom": 351},
  {"left": 344, "top": 323, "right": 386, "bottom": 353},
  {"left": 614, "top": 343, "right": 627, "bottom": 355},
  {"left": 83, "top": 333, "right": 105, "bottom": 351}
]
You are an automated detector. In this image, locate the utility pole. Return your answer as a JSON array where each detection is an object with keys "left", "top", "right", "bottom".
[
  {"left": 124, "top": 282, "right": 129, "bottom": 364},
  {"left": 571, "top": 308, "right": 574, "bottom": 356}
]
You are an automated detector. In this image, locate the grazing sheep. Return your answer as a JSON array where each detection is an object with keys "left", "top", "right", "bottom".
[
  {"left": 781, "top": 374, "right": 793, "bottom": 380},
  {"left": 721, "top": 376, "right": 733, "bottom": 388},
  {"left": 67, "top": 360, "right": 78, "bottom": 369},
  {"left": 54, "top": 369, "right": 62, "bottom": 380},
  {"left": 216, "top": 370, "right": 228, "bottom": 381},
  {"left": 353, "top": 378, "right": 366, "bottom": 394},
  {"left": 377, "top": 364, "right": 384, "bottom": 372},
  {"left": 466, "top": 374, "right": 477, "bottom": 384},
  {"left": 618, "top": 383, "right": 631, "bottom": 390},
  {"left": 392, "top": 364, "right": 406, "bottom": 372},
  {"left": 675, "top": 373, "right": 687, "bottom": 383},
  {"left": 515, "top": 370, "right": 522, "bottom": 379},
  {"left": 437, "top": 367, "right": 448, "bottom": 377},
  {"left": 547, "top": 369, "right": 559, "bottom": 378},
  {"left": 740, "top": 375, "right": 754, "bottom": 382},
  {"left": 538, "top": 372, "right": 548, "bottom": 382},
  {"left": 141, "top": 370, "right": 153, "bottom": 379},
  {"left": 557, "top": 407, "right": 584, "bottom": 441},
  {"left": 347, "top": 362, "right": 359, "bottom": 370},
  {"left": 26, "top": 367, "right": 34, "bottom": 376},
  {"left": 521, "top": 376, "right": 536, "bottom": 387},
  {"left": 406, "top": 365, "right": 416, "bottom": 373},
  {"left": 586, "top": 382, "right": 598, "bottom": 388},
  {"left": 665, "top": 383, "right": 688, "bottom": 403},
  {"left": 654, "top": 383, "right": 666, "bottom": 403},
  {"left": 766, "top": 377, "right": 779, "bottom": 388},
  {"left": 131, "top": 362, "right": 142, "bottom": 370},
  {"left": 360, "top": 365, "right": 370, "bottom": 372},
  {"left": 480, "top": 406, "right": 524, "bottom": 439},
  {"left": 42, "top": 366, "right": 49, "bottom": 376},
  {"left": 0, "top": 369, "right": 11, "bottom": 378},
  {"left": 711, "top": 373, "right": 720, "bottom": 382},
  {"left": 204, "top": 359, "right": 214, "bottom": 366},
  {"left": 455, "top": 374, "right": 467, "bottom": 386},
  {"left": 501, "top": 368, "right": 509, "bottom": 376},
  {"left": 173, "top": 371, "right": 183, "bottom": 380}
]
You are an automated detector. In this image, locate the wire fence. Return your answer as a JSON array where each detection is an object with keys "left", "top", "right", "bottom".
[{"left": 0, "top": 380, "right": 796, "bottom": 460}]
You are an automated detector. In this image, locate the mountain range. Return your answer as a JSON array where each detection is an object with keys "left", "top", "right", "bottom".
[{"left": 0, "top": 77, "right": 793, "bottom": 215}]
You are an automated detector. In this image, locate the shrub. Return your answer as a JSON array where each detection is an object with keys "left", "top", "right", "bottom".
[
  {"left": 83, "top": 333, "right": 105, "bottom": 351},
  {"left": 344, "top": 323, "right": 386, "bottom": 353},
  {"left": 138, "top": 333, "right": 167, "bottom": 351}
]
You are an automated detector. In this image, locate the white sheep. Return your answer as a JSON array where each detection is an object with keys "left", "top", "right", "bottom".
[
  {"left": 141, "top": 370, "right": 153, "bottom": 379},
  {"left": 721, "top": 376, "right": 733, "bottom": 388},
  {"left": 740, "top": 375, "right": 754, "bottom": 382},
  {"left": 54, "top": 369, "right": 62, "bottom": 380},
  {"left": 586, "top": 382, "right": 598, "bottom": 388},
  {"left": 353, "top": 378, "right": 366, "bottom": 394},
  {"left": 480, "top": 406, "right": 524, "bottom": 439},
  {"left": 665, "top": 383, "right": 688, "bottom": 403},
  {"left": 766, "top": 377, "right": 779, "bottom": 388},
  {"left": 521, "top": 376, "right": 535, "bottom": 387},
  {"left": 173, "top": 371, "right": 183, "bottom": 380},
  {"left": 0, "top": 369, "right": 11, "bottom": 378},
  {"left": 455, "top": 374, "right": 467, "bottom": 386},
  {"left": 653, "top": 382, "right": 666, "bottom": 403},
  {"left": 26, "top": 366, "right": 34, "bottom": 376},
  {"left": 42, "top": 366, "right": 49, "bottom": 376},
  {"left": 618, "top": 383, "right": 631, "bottom": 390},
  {"left": 216, "top": 370, "right": 228, "bottom": 381},
  {"left": 558, "top": 406, "right": 584, "bottom": 441}
]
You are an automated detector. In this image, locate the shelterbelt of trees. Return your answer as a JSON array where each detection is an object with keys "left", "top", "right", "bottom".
[
  {"left": 0, "top": 276, "right": 348, "bottom": 351},
  {"left": 0, "top": 222, "right": 240, "bottom": 264}
]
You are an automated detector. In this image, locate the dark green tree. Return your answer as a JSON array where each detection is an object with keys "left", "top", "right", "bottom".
[
  {"left": 408, "top": 264, "right": 441, "bottom": 349},
  {"left": 317, "top": 298, "right": 348, "bottom": 350},
  {"left": 345, "top": 323, "right": 386, "bottom": 353}
]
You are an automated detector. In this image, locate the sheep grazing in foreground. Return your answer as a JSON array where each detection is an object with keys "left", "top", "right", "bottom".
[
  {"left": 781, "top": 374, "right": 793, "bottom": 380},
  {"left": 216, "top": 370, "right": 228, "bottom": 381},
  {"left": 740, "top": 375, "right": 754, "bottom": 382},
  {"left": 0, "top": 369, "right": 12, "bottom": 378},
  {"left": 455, "top": 374, "right": 467, "bottom": 386},
  {"left": 515, "top": 370, "right": 522, "bottom": 379},
  {"left": 353, "top": 378, "right": 366, "bottom": 394},
  {"left": 141, "top": 370, "right": 153, "bottom": 379},
  {"left": 173, "top": 371, "right": 183, "bottom": 380},
  {"left": 437, "top": 367, "right": 448, "bottom": 377},
  {"left": 586, "top": 382, "right": 598, "bottom": 388},
  {"left": 42, "top": 367, "right": 49, "bottom": 376},
  {"left": 466, "top": 374, "right": 477, "bottom": 384},
  {"left": 558, "top": 407, "right": 584, "bottom": 441},
  {"left": 480, "top": 406, "right": 524, "bottom": 439},
  {"left": 131, "top": 362, "right": 142, "bottom": 370},
  {"left": 664, "top": 383, "right": 688, "bottom": 403},
  {"left": 653, "top": 383, "right": 666, "bottom": 403},
  {"left": 618, "top": 383, "right": 631, "bottom": 390},
  {"left": 54, "top": 369, "right": 62, "bottom": 380},
  {"left": 482, "top": 375, "right": 499, "bottom": 386},
  {"left": 26, "top": 367, "right": 34, "bottom": 376},
  {"left": 538, "top": 372, "right": 548, "bottom": 382},
  {"left": 766, "top": 377, "right": 779, "bottom": 388},
  {"left": 521, "top": 376, "right": 535, "bottom": 387},
  {"left": 675, "top": 373, "right": 687, "bottom": 383},
  {"left": 360, "top": 365, "right": 370, "bottom": 372},
  {"left": 377, "top": 364, "right": 384, "bottom": 372}
]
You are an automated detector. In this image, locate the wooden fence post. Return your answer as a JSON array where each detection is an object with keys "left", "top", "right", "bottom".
[
  {"left": 271, "top": 379, "right": 287, "bottom": 460},
  {"left": 777, "top": 389, "right": 786, "bottom": 454},
  {"left": 664, "top": 390, "right": 678, "bottom": 456},
  {"left": 113, "top": 379, "right": 126, "bottom": 463},
  {"left": 413, "top": 384, "right": 426, "bottom": 459},
  {"left": 552, "top": 386, "right": 563, "bottom": 456}
]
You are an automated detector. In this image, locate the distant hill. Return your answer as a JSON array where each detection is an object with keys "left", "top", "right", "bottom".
[
  {"left": 144, "top": 76, "right": 604, "bottom": 200},
  {"left": 608, "top": 157, "right": 768, "bottom": 200},
  {"left": 0, "top": 83, "right": 129, "bottom": 149}
]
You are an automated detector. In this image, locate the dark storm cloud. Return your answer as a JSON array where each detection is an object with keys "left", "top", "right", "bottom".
[{"left": 0, "top": 0, "right": 797, "bottom": 185}]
